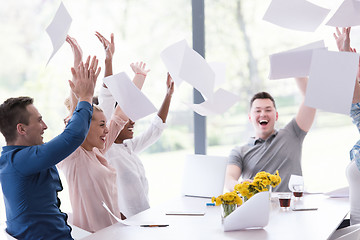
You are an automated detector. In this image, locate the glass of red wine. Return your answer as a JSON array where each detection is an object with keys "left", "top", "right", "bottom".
[
  {"left": 292, "top": 184, "right": 304, "bottom": 200},
  {"left": 278, "top": 193, "right": 292, "bottom": 210}
]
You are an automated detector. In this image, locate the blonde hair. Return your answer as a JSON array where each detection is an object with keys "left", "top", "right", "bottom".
[
  {"left": 64, "top": 97, "right": 71, "bottom": 111},
  {"left": 92, "top": 104, "right": 103, "bottom": 120},
  {"left": 64, "top": 96, "right": 101, "bottom": 112}
]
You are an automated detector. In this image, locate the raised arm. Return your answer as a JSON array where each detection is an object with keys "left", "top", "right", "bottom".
[
  {"left": 69, "top": 58, "right": 101, "bottom": 105},
  {"left": 16, "top": 60, "right": 101, "bottom": 174},
  {"left": 131, "top": 61, "right": 150, "bottom": 90},
  {"left": 295, "top": 77, "right": 316, "bottom": 132},
  {"left": 66, "top": 35, "right": 83, "bottom": 113},
  {"left": 95, "top": 31, "right": 115, "bottom": 78},
  {"left": 157, "top": 73, "right": 174, "bottom": 123}
]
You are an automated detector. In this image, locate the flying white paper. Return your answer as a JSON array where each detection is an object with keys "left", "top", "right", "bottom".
[
  {"left": 326, "top": 0, "right": 360, "bottom": 27},
  {"left": 223, "top": 191, "right": 270, "bottom": 232},
  {"left": 160, "top": 39, "right": 187, "bottom": 86},
  {"left": 305, "top": 50, "right": 359, "bottom": 115},
  {"left": 269, "top": 41, "right": 326, "bottom": 79},
  {"left": 161, "top": 39, "right": 215, "bottom": 99},
  {"left": 178, "top": 46, "right": 215, "bottom": 99},
  {"left": 46, "top": 2, "right": 72, "bottom": 65},
  {"left": 103, "top": 72, "right": 157, "bottom": 121},
  {"left": 186, "top": 88, "right": 239, "bottom": 116},
  {"left": 209, "top": 62, "right": 226, "bottom": 88},
  {"left": 263, "top": 0, "right": 330, "bottom": 32}
]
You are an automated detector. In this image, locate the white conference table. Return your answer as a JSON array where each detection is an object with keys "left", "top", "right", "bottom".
[{"left": 82, "top": 193, "right": 349, "bottom": 240}]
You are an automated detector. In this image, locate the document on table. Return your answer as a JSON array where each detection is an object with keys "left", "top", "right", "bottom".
[
  {"left": 324, "top": 187, "right": 349, "bottom": 198},
  {"left": 102, "top": 202, "right": 133, "bottom": 226},
  {"left": 103, "top": 72, "right": 157, "bottom": 121},
  {"left": 326, "top": 0, "right": 360, "bottom": 27},
  {"left": 102, "top": 202, "right": 169, "bottom": 227},
  {"left": 263, "top": 0, "right": 330, "bottom": 32},
  {"left": 46, "top": 2, "right": 72, "bottom": 65},
  {"left": 223, "top": 192, "right": 270, "bottom": 232}
]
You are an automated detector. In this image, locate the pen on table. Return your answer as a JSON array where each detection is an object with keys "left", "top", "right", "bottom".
[
  {"left": 206, "top": 203, "right": 215, "bottom": 206},
  {"left": 292, "top": 208, "right": 318, "bottom": 211},
  {"left": 140, "top": 224, "right": 169, "bottom": 227}
]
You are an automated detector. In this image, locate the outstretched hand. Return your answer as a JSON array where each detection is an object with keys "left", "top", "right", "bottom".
[
  {"left": 68, "top": 56, "right": 101, "bottom": 103},
  {"left": 95, "top": 31, "right": 115, "bottom": 60},
  {"left": 166, "top": 73, "right": 175, "bottom": 96},
  {"left": 333, "top": 27, "right": 353, "bottom": 52},
  {"left": 130, "top": 62, "right": 150, "bottom": 77},
  {"left": 66, "top": 35, "right": 83, "bottom": 68}
]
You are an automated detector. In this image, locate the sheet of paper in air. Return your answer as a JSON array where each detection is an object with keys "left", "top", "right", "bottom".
[
  {"left": 185, "top": 88, "right": 239, "bottom": 116},
  {"left": 161, "top": 39, "right": 215, "bottom": 100},
  {"left": 269, "top": 40, "right": 326, "bottom": 79},
  {"left": 103, "top": 72, "right": 157, "bottom": 121},
  {"left": 160, "top": 39, "right": 188, "bottom": 87},
  {"left": 304, "top": 50, "right": 359, "bottom": 115},
  {"left": 324, "top": 187, "right": 349, "bottom": 198},
  {"left": 223, "top": 191, "right": 270, "bottom": 232},
  {"left": 263, "top": 0, "right": 330, "bottom": 32},
  {"left": 46, "top": 2, "right": 72, "bottom": 65},
  {"left": 288, "top": 175, "right": 304, "bottom": 191},
  {"left": 208, "top": 62, "right": 226, "bottom": 88},
  {"left": 178, "top": 44, "right": 215, "bottom": 99},
  {"left": 326, "top": 0, "right": 360, "bottom": 27}
]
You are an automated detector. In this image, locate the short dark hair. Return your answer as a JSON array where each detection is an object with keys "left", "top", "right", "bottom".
[
  {"left": 250, "top": 92, "right": 276, "bottom": 109},
  {"left": 0, "top": 96, "right": 34, "bottom": 143}
]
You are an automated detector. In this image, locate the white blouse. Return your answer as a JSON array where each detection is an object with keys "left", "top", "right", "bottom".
[{"left": 99, "top": 85, "right": 167, "bottom": 218}]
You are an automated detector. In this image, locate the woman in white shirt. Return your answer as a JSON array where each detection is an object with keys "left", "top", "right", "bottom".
[{"left": 96, "top": 32, "right": 174, "bottom": 218}]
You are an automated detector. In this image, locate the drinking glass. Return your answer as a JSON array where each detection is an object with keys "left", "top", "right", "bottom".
[
  {"left": 292, "top": 184, "right": 304, "bottom": 200},
  {"left": 278, "top": 193, "right": 292, "bottom": 210}
]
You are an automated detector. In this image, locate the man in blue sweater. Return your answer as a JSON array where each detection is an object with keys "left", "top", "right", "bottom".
[{"left": 0, "top": 58, "right": 100, "bottom": 239}]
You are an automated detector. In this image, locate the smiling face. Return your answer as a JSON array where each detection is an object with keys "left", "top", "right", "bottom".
[
  {"left": 21, "top": 104, "right": 48, "bottom": 146},
  {"left": 82, "top": 110, "right": 109, "bottom": 151},
  {"left": 248, "top": 98, "right": 278, "bottom": 140},
  {"left": 114, "top": 119, "right": 135, "bottom": 144}
]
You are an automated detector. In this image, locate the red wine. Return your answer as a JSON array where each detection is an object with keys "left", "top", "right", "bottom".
[
  {"left": 279, "top": 198, "right": 291, "bottom": 207},
  {"left": 293, "top": 192, "right": 303, "bottom": 197}
]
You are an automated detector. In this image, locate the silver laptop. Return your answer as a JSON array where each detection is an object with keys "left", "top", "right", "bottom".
[{"left": 181, "top": 154, "right": 228, "bottom": 198}]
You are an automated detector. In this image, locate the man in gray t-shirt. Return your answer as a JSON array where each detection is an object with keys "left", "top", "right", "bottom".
[{"left": 225, "top": 78, "right": 316, "bottom": 192}]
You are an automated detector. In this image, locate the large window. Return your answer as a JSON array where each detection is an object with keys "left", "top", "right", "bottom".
[{"left": 0, "top": 0, "right": 359, "bottom": 215}]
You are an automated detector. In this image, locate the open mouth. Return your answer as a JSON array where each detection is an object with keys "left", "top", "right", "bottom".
[
  {"left": 100, "top": 136, "right": 106, "bottom": 142},
  {"left": 259, "top": 120, "right": 269, "bottom": 126}
]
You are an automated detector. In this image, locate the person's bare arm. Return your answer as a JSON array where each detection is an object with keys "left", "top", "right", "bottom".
[
  {"left": 157, "top": 73, "right": 174, "bottom": 123},
  {"left": 131, "top": 62, "right": 150, "bottom": 90},
  {"left": 225, "top": 165, "right": 241, "bottom": 192},
  {"left": 294, "top": 77, "right": 316, "bottom": 132}
]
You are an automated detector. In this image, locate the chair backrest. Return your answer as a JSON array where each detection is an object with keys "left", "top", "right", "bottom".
[
  {"left": 181, "top": 154, "right": 228, "bottom": 198},
  {"left": 329, "top": 224, "right": 360, "bottom": 240}
]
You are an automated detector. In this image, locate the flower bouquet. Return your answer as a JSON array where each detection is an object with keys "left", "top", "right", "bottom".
[
  {"left": 234, "top": 170, "right": 281, "bottom": 201},
  {"left": 211, "top": 191, "right": 243, "bottom": 219}
]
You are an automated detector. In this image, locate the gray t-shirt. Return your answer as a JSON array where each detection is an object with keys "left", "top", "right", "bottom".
[{"left": 229, "top": 118, "right": 307, "bottom": 192}]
